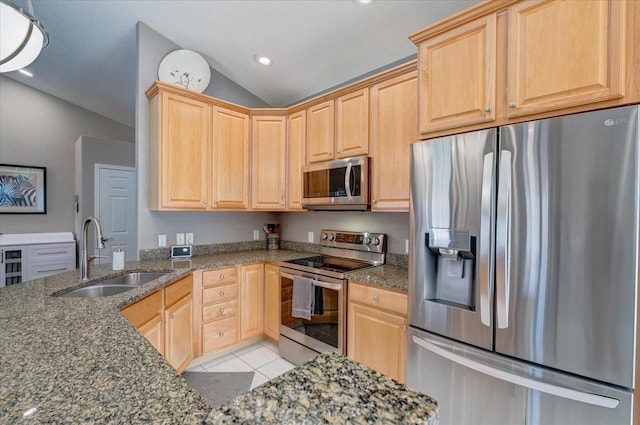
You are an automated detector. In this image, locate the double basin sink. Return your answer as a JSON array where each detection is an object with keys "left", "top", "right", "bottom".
[{"left": 58, "top": 272, "right": 170, "bottom": 298}]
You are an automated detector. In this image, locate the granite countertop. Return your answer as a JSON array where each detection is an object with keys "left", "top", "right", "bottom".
[
  {"left": 0, "top": 248, "right": 415, "bottom": 424},
  {"left": 209, "top": 352, "right": 438, "bottom": 424},
  {"left": 346, "top": 264, "right": 408, "bottom": 293},
  {"left": 0, "top": 249, "right": 309, "bottom": 424}
]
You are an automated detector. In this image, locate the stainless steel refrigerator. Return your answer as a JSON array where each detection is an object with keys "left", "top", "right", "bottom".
[{"left": 408, "top": 105, "right": 638, "bottom": 425}]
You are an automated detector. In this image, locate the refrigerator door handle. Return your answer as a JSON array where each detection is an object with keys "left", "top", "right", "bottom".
[
  {"left": 479, "top": 152, "right": 494, "bottom": 327},
  {"left": 411, "top": 335, "right": 620, "bottom": 409},
  {"left": 496, "top": 150, "right": 512, "bottom": 329}
]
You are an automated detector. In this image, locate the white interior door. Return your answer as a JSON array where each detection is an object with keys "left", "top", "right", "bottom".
[{"left": 95, "top": 164, "right": 137, "bottom": 263}]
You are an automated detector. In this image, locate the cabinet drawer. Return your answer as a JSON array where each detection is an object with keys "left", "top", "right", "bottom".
[
  {"left": 203, "top": 283, "right": 237, "bottom": 305},
  {"left": 203, "top": 267, "right": 237, "bottom": 287},
  {"left": 121, "top": 290, "right": 163, "bottom": 328},
  {"left": 28, "top": 243, "right": 75, "bottom": 262},
  {"left": 202, "top": 299, "right": 237, "bottom": 323},
  {"left": 203, "top": 316, "right": 238, "bottom": 352},
  {"left": 348, "top": 282, "right": 407, "bottom": 316},
  {"left": 165, "top": 275, "right": 192, "bottom": 307},
  {"left": 28, "top": 260, "right": 74, "bottom": 280}
]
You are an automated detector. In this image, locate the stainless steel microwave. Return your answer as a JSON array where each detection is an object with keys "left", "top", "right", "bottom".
[{"left": 301, "top": 156, "right": 369, "bottom": 210}]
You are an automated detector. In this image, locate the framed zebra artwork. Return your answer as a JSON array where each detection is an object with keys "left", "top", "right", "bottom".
[{"left": 0, "top": 164, "right": 46, "bottom": 214}]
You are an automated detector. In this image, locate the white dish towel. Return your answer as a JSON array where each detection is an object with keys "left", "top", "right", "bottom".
[{"left": 291, "top": 275, "right": 314, "bottom": 320}]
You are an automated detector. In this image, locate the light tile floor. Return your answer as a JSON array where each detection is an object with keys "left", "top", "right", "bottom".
[{"left": 186, "top": 340, "right": 295, "bottom": 390}]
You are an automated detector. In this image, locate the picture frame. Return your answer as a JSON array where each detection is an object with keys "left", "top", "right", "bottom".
[{"left": 0, "top": 164, "right": 46, "bottom": 214}]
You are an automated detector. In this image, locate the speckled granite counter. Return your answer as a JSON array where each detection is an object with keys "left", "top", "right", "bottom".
[
  {"left": 0, "top": 249, "right": 309, "bottom": 424},
  {"left": 346, "top": 265, "right": 408, "bottom": 292},
  {"left": 1, "top": 248, "right": 416, "bottom": 424},
  {"left": 209, "top": 352, "right": 437, "bottom": 424}
]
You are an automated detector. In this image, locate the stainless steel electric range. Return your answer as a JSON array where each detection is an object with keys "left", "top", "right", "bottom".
[{"left": 278, "top": 230, "right": 386, "bottom": 365}]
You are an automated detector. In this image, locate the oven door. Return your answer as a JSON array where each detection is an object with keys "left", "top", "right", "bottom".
[{"left": 279, "top": 268, "right": 346, "bottom": 356}]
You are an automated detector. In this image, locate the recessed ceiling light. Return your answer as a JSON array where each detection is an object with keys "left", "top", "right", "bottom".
[
  {"left": 353, "top": 0, "right": 376, "bottom": 5},
  {"left": 18, "top": 69, "right": 33, "bottom": 77},
  {"left": 254, "top": 54, "right": 272, "bottom": 67}
]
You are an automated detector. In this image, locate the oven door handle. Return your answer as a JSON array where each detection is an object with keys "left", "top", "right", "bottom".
[{"left": 280, "top": 272, "right": 343, "bottom": 291}]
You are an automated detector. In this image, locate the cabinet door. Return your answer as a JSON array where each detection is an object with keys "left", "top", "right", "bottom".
[
  {"left": 211, "top": 106, "right": 250, "bottom": 209},
  {"left": 306, "top": 100, "right": 335, "bottom": 163},
  {"left": 251, "top": 115, "right": 287, "bottom": 210},
  {"left": 370, "top": 71, "right": 417, "bottom": 212},
  {"left": 139, "top": 314, "right": 165, "bottom": 356},
  {"left": 347, "top": 302, "right": 407, "bottom": 383},
  {"left": 158, "top": 92, "right": 209, "bottom": 209},
  {"left": 263, "top": 264, "right": 280, "bottom": 341},
  {"left": 287, "top": 110, "right": 306, "bottom": 210},
  {"left": 506, "top": 0, "right": 625, "bottom": 118},
  {"left": 165, "top": 294, "right": 193, "bottom": 373},
  {"left": 240, "top": 264, "right": 264, "bottom": 340},
  {"left": 336, "top": 89, "right": 369, "bottom": 158},
  {"left": 417, "top": 14, "right": 496, "bottom": 134}
]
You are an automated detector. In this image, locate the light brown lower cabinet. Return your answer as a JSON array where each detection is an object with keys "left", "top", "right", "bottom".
[
  {"left": 263, "top": 264, "right": 280, "bottom": 341},
  {"left": 347, "top": 281, "right": 408, "bottom": 383},
  {"left": 240, "top": 264, "right": 264, "bottom": 340},
  {"left": 121, "top": 275, "right": 194, "bottom": 373}
]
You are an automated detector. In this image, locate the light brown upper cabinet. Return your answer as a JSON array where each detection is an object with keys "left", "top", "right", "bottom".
[
  {"left": 149, "top": 89, "right": 209, "bottom": 210},
  {"left": 415, "top": 13, "right": 496, "bottom": 134},
  {"left": 287, "top": 110, "right": 306, "bottom": 210},
  {"left": 335, "top": 88, "right": 369, "bottom": 158},
  {"left": 411, "top": 0, "right": 638, "bottom": 137},
  {"left": 506, "top": 0, "right": 625, "bottom": 118},
  {"left": 210, "top": 106, "right": 251, "bottom": 210},
  {"left": 306, "top": 100, "right": 335, "bottom": 163},
  {"left": 369, "top": 71, "right": 418, "bottom": 212},
  {"left": 251, "top": 114, "right": 287, "bottom": 210}
]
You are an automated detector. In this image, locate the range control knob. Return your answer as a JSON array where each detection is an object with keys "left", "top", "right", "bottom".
[
  {"left": 328, "top": 234, "right": 335, "bottom": 241},
  {"left": 373, "top": 237, "right": 381, "bottom": 246},
  {"left": 321, "top": 233, "right": 328, "bottom": 240},
  {"left": 365, "top": 237, "right": 372, "bottom": 245}
]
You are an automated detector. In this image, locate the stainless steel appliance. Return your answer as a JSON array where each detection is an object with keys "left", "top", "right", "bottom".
[
  {"left": 408, "top": 105, "right": 638, "bottom": 425},
  {"left": 301, "top": 155, "right": 369, "bottom": 210},
  {"left": 279, "top": 229, "right": 385, "bottom": 364}
]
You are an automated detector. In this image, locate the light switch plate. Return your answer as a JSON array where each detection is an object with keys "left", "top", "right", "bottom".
[
  {"left": 186, "top": 233, "right": 194, "bottom": 245},
  {"left": 158, "top": 234, "right": 167, "bottom": 247},
  {"left": 176, "top": 233, "right": 185, "bottom": 245},
  {"left": 308, "top": 231, "right": 314, "bottom": 243},
  {"left": 405, "top": 239, "right": 409, "bottom": 254},
  {"left": 253, "top": 230, "right": 260, "bottom": 240}
]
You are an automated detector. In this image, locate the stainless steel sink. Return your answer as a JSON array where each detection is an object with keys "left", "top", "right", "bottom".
[{"left": 57, "top": 271, "right": 169, "bottom": 298}]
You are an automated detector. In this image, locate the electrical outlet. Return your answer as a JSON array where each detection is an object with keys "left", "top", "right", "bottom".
[
  {"left": 253, "top": 230, "right": 260, "bottom": 240},
  {"left": 405, "top": 239, "right": 409, "bottom": 254},
  {"left": 158, "top": 234, "right": 167, "bottom": 247},
  {"left": 186, "top": 233, "right": 194, "bottom": 245},
  {"left": 176, "top": 233, "right": 185, "bottom": 245},
  {"left": 308, "top": 231, "right": 314, "bottom": 243}
]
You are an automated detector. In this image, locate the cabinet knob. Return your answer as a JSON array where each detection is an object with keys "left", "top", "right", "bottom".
[
  {"left": 214, "top": 200, "right": 218, "bottom": 204},
  {"left": 169, "top": 313, "right": 174, "bottom": 319},
  {"left": 219, "top": 291, "right": 225, "bottom": 296},
  {"left": 373, "top": 295, "right": 379, "bottom": 302},
  {"left": 220, "top": 274, "right": 224, "bottom": 279},
  {"left": 203, "top": 200, "right": 207, "bottom": 204},
  {"left": 372, "top": 199, "right": 377, "bottom": 203},
  {"left": 484, "top": 106, "right": 492, "bottom": 112},
  {"left": 220, "top": 308, "right": 225, "bottom": 313},
  {"left": 219, "top": 332, "right": 224, "bottom": 337},
  {"left": 508, "top": 102, "right": 517, "bottom": 108}
]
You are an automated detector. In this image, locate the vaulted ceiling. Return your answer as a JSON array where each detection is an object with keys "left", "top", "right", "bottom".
[{"left": 5, "top": 0, "right": 477, "bottom": 127}]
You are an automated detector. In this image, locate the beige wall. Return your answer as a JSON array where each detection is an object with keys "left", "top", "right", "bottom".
[{"left": 0, "top": 76, "right": 134, "bottom": 236}]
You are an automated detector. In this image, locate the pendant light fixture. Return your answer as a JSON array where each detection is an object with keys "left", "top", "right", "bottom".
[{"left": 0, "top": 0, "right": 49, "bottom": 73}]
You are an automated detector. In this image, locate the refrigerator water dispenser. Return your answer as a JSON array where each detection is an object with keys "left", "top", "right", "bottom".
[{"left": 426, "top": 228, "right": 476, "bottom": 309}]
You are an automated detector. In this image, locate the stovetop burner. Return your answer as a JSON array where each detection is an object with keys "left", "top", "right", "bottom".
[{"left": 284, "top": 255, "right": 372, "bottom": 274}]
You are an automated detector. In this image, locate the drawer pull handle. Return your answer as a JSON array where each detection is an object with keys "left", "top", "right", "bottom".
[
  {"left": 220, "top": 308, "right": 225, "bottom": 313},
  {"left": 219, "top": 332, "right": 224, "bottom": 337},
  {"left": 373, "top": 295, "right": 379, "bottom": 302},
  {"left": 219, "top": 291, "right": 225, "bottom": 296}
]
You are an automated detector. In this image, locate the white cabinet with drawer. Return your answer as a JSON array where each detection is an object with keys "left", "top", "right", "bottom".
[{"left": 0, "top": 233, "right": 76, "bottom": 286}]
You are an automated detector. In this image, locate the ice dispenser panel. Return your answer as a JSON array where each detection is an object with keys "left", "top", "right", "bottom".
[{"left": 425, "top": 228, "right": 476, "bottom": 310}]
